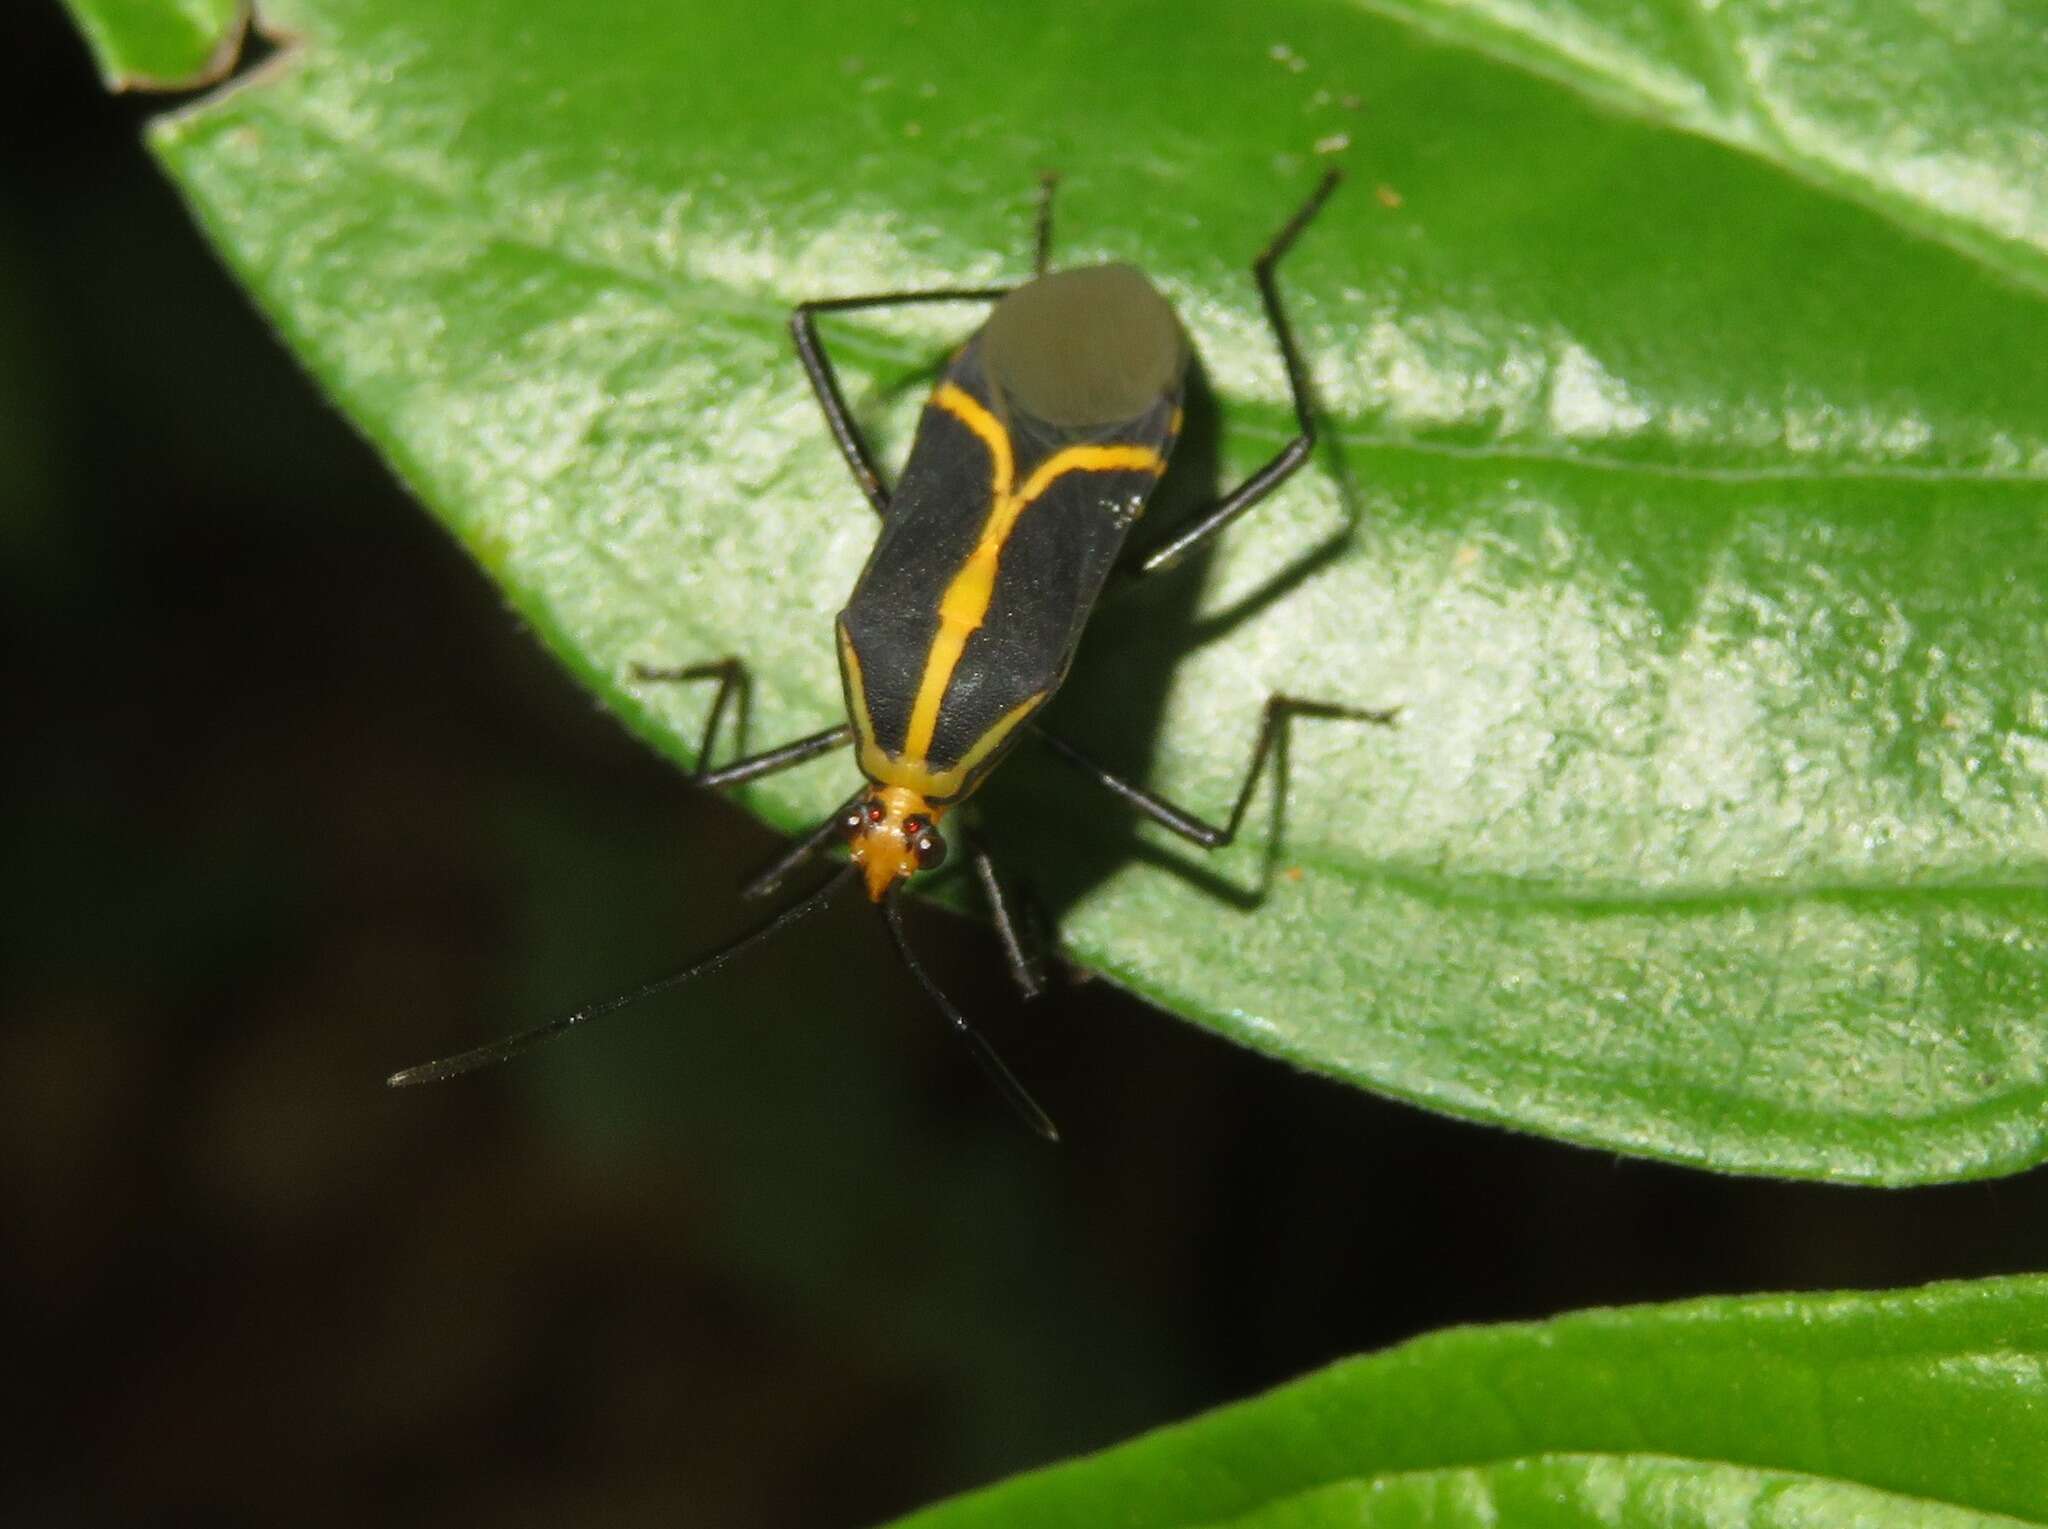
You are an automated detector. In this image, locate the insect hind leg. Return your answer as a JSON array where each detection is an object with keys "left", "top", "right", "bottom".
[
  {"left": 1127, "top": 169, "right": 1343, "bottom": 580},
  {"left": 1032, "top": 170, "right": 1060, "bottom": 277},
  {"left": 1035, "top": 693, "right": 1397, "bottom": 852}
]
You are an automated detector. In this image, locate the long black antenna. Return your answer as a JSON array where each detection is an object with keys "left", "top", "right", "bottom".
[
  {"left": 880, "top": 894, "right": 1060, "bottom": 1144},
  {"left": 388, "top": 865, "right": 859, "bottom": 1087}
]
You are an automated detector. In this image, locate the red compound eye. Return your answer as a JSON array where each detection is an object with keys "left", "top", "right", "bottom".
[{"left": 864, "top": 802, "right": 886, "bottom": 825}]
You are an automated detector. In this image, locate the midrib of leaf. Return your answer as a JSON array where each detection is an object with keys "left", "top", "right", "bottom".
[
  {"left": 1336, "top": 436, "right": 2047, "bottom": 487},
  {"left": 1341, "top": 0, "right": 2048, "bottom": 299},
  {"left": 1277, "top": 841, "right": 2048, "bottom": 907}
]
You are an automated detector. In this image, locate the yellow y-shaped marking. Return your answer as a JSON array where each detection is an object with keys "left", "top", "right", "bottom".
[
  {"left": 934, "top": 381, "right": 1014, "bottom": 501},
  {"left": 901, "top": 384, "right": 1164, "bottom": 763}
]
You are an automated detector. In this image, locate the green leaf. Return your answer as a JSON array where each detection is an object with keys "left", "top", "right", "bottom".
[
  {"left": 1202, "top": 1460, "right": 2032, "bottom": 1529},
  {"left": 888, "top": 1277, "right": 2048, "bottom": 1528},
  {"left": 64, "top": 0, "right": 248, "bottom": 92},
  {"left": 1349, "top": 0, "right": 2048, "bottom": 293},
  {"left": 90, "top": 0, "right": 2048, "bottom": 1181}
]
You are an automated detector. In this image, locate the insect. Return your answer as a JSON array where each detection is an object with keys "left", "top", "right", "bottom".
[{"left": 389, "top": 169, "right": 1392, "bottom": 1140}]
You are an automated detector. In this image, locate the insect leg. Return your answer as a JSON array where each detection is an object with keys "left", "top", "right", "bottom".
[
  {"left": 1032, "top": 170, "right": 1060, "bottom": 278},
  {"left": 629, "top": 659, "right": 845, "bottom": 789},
  {"left": 791, "top": 286, "right": 1011, "bottom": 516},
  {"left": 1034, "top": 694, "right": 1396, "bottom": 850},
  {"left": 882, "top": 895, "right": 1060, "bottom": 1143},
  {"left": 628, "top": 664, "right": 855, "bottom": 882},
  {"left": 1128, "top": 170, "right": 1342, "bottom": 579},
  {"left": 630, "top": 657, "right": 749, "bottom": 776},
  {"left": 738, "top": 788, "right": 866, "bottom": 902},
  {"left": 697, "top": 723, "right": 853, "bottom": 791},
  {"left": 971, "top": 840, "right": 1050, "bottom": 1000}
]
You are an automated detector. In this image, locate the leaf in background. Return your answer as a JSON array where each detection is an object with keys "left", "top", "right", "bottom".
[
  {"left": 1202, "top": 1460, "right": 2031, "bottom": 1529},
  {"left": 66, "top": 0, "right": 2048, "bottom": 1181},
  {"left": 889, "top": 1276, "right": 2048, "bottom": 1528},
  {"left": 65, "top": 0, "right": 248, "bottom": 91}
]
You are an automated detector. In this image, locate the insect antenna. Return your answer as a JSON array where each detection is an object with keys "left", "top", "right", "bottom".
[
  {"left": 880, "top": 894, "right": 1061, "bottom": 1144},
  {"left": 387, "top": 864, "right": 859, "bottom": 1088}
]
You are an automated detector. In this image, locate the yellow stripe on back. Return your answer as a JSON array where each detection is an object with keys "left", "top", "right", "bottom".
[
  {"left": 901, "top": 388, "right": 1164, "bottom": 764},
  {"left": 861, "top": 689, "right": 1046, "bottom": 803},
  {"left": 933, "top": 383, "right": 1013, "bottom": 499}
]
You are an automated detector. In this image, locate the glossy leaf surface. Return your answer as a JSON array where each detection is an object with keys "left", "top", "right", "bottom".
[
  {"left": 75, "top": 0, "right": 2048, "bottom": 1180},
  {"left": 891, "top": 1277, "right": 2048, "bottom": 1528}
]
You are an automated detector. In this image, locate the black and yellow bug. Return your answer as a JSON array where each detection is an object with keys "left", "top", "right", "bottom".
[{"left": 390, "top": 170, "right": 1390, "bottom": 1140}]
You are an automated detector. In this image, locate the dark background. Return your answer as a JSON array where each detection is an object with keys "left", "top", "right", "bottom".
[{"left": 9, "top": 7, "right": 2048, "bottom": 1524}]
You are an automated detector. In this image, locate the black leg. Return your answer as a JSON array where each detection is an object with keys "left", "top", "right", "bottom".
[
  {"left": 696, "top": 723, "right": 853, "bottom": 792},
  {"left": 631, "top": 664, "right": 855, "bottom": 892},
  {"left": 1128, "top": 169, "right": 1343, "bottom": 579},
  {"left": 630, "top": 658, "right": 749, "bottom": 778},
  {"left": 881, "top": 896, "right": 1061, "bottom": 1143},
  {"left": 1035, "top": 694, "right": 1396, "bottom": 850},
  {"left": 1032, "top": 170, "right": 1059, "bottom": 278},
  {"left": 739, "top": 788, "right": 864, "bottom": 901},
  {"left": 971, "top": 841, "right": 1049, "bottom": 1000},
  {"left": 791, "top": 285, "right": 1011, "bottom": 516},
  {"left": 630, "top": 659, "right": 851, "bottom": 790}
]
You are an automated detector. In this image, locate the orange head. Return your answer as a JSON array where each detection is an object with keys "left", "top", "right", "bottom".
[{"left": 841, "top": 786, "right": 950, "bottom": 901}]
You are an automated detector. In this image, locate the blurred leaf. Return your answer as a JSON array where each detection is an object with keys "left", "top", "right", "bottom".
[
  {"left": 83, "top": 0, "right": 2048, "bottom": 1180},
  {"left": 890, "top": 1277, "right": 2048, "bottom": 1528},
  {"left": 63, "top": 0, "right": 247, "bottom": 91}
]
